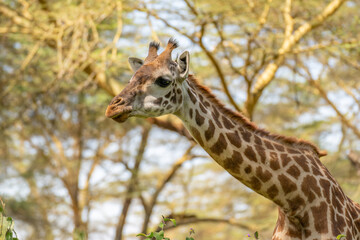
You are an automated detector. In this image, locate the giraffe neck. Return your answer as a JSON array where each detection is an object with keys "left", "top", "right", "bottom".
[
  {"left": 176, "top": 76, "right": 307, "bottom": 209},
  {"left": 175, "top": 76, "right": 360, "bottom": 239}
]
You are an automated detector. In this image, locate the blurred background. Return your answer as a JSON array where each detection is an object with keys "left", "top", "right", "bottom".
[{"left": 0, "top": 0, "right": 359, "bottom": 239}]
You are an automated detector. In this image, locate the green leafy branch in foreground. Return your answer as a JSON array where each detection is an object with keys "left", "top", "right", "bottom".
[
  {"left": 246, "top": 231, "right": 346, "bottom": 240},
  {"left": 336, "top": 234, "right": 346, "bottom": 240},
  {"left": 136, "top": 216, "right": 195, "bottom": 240},
  {"left": 136, "top": 216, "right": 347, "bottom": 240},
  {"left": 0, "top": 198, "right": 18, "bottom": 240}
]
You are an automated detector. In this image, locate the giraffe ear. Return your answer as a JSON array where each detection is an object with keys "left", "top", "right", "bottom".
[
  {"left": 177, "top": 51, "right": 190, "bottom": 80},
  {"left": 128, "top": 57, "right": 144, "bottom": 72}
]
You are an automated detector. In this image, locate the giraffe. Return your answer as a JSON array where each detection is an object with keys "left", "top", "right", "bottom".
[{"left": 105, "top": 39, "right": 360, "bottom": 240}]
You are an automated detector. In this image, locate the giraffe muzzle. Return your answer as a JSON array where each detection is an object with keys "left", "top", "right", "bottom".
[{"left": 105, "top": 104, "right": 132, "bottom": 123}]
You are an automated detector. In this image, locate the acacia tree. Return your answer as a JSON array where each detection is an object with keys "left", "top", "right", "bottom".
[{"left": 1, "top": 0, "right": 359, "bottom": 239}]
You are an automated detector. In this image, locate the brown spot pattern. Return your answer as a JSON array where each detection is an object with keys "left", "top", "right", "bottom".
[
  {"left": 302, "top": 212, "right": 310, "bottom": 228},
  {"left": 239, "top": 128, "right": 251, "bottom": 142},
  {"left": 269, "top": 152, "right": 280, "bottom": 170},
  {"left": 244, "top": 165, "right": 252, "bottom": 174},
  {"left": 280, "top": 153, "right": 291, "bottom": 167},
  {"left": 254, "top": 135, "right": 262, "bottom": 145},
  {"left": 311, "top": 166, "right": 323, "bottom": 176},
  {"left": 190, "top": 126, "right": 203, "bottom": 146},
  {"left": 273, "top": 143, "right": 285, "bottom": 152},
  {"left": 195, "top": 109, "right": 205, "bottom": 126},
  {"left": 224, "top": 151, "right": 243, "bottom": 172},
  {"left": 301, "top": 175, "right": 321, "bottom": 203},
  {"left": 225, "top": 131, "right": 241, "bottom": 148},
  {"left": 331, "top": 187, "right": 343, "bottom": 214},
  {"left": 250, "top": 176, "right": 261, "bottom": 191},
  {"left": 187, "top": 88, "right": 197, "bottom": 104},
  {"left": 287, "top": 227, "right": 302, "bottom": 238},
  {"left": 287, "top": 195, "right": 305, "bottom": 211},
  {"left": 278, "top": 174, "right": 297, "bottom": 194},
  {"left": 255, "top": 145, "right": 266, "bottom": 163},
  {"left": 319, "top": 179, "right": 331, "bottom": 203},
  {"left": 293, "top": 155, "right": 310, "bottom": 172},
  {"left": 211, "top": 113, "right": 222, "bottom": 128},
  {"left": 287, "top": 148, "right": 301, "bottom": 154},
  {"left": 286, "top": 165, "right": 301, "bottom": 179},
  {"left": 266, "top": 184, "right": 279, "bottom": 199},
  {"left": 154, "top": 97, "right": 163, "bottom": 105},
  {"left": 264, "top": 140, "right": 274, "bottom": 150},
  {"left": 244, "top": 146, "right": 257, "bottom": 162},
  {"left": 256, "top": 166, "right": 272, "bottom": 182},
  {"left": 199, "top": 103, "right": 207, "bottom": 114},
  {"left": 210, "top": 133, "right": 227, "bottom": 155},
  {"left": 165, "top": 91, "right": 171, "bottom": 98},
  {"left": 205, "top": 121, "right": 215, "bottom": 141},
  {"left": 311, "top": 201, "right": 329, "bottom": 234},
  {"left": 213, "top": 106, "right": 220, "bottom": 118},
  {"left": 222, "top": 116, "right": 234, "bottom": 129},
  {"left": 211, "top": 111, "right": 223, "bottom": 128}
]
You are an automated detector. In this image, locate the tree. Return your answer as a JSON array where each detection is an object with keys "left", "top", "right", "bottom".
[{"left": 0, "top": 0, "right": 359, "bottom": 239}]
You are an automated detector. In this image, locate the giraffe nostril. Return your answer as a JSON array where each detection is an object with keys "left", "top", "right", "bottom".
[{"left": 112, "top": 97, "right": 125, "bottom": 106}]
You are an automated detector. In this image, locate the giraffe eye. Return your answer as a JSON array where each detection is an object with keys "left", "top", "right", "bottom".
[{"left": 155, "top": 77, "right": 171, "bottom": 88}]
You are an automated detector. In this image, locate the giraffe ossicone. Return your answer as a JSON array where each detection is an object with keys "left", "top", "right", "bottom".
[{"left": 106, "top": 39, "right": 360, "bottom": 240}]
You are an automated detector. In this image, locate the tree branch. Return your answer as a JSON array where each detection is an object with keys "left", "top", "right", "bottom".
[
  {"left": 155, "top": 214, "right": 255, "bottom": 232},
  {"left": 304, "top": 71, "right": 360, "bottom": 139},
  {"left": 248, "top": 0, "right": 346, "bottom": 117},
  {"left": 141, "top": 145, "right": 195, "bottom": 233},
  {"left": 114, "top": 126, "right": 151, "bottom": 240}
]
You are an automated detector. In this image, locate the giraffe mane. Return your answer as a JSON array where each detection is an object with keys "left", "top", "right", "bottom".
[{"left": 187, "top": 75, "right": 327, "bottom": 158}]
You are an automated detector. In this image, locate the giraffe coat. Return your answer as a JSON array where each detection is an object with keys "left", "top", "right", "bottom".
[{"left": 106, "top": 39, "right": 360, "bottom": 240}]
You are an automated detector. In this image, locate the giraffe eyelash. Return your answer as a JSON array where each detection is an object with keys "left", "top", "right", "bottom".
[{"left": 155, "top": 77, "right": 172, "bottom": 88}]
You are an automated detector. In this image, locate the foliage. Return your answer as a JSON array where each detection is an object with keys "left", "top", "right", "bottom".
[
  {"left": 0, "top": 199, "right": 18, "bottom": 240},
  {"left": 136, "top": 217, "right": 178, "bottom": 240},
  {"left": 337, "top": 234, "right": 347, "bottom": 240},
  {"left": 137, "top": 217, "right": 196, "bottom": 240},
  {"left": 0, "top": 0, "right": 359, "bottom": 239}
]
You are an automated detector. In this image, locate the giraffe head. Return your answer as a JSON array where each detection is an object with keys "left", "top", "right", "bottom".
[{"left": 105, "top": 38, "right": 190, "bottom": 122}]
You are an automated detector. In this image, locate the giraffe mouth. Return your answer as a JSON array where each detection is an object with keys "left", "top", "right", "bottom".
[
  {"left": 112, "top": 113, "right": 130, "bottom": 123},
  {"left": 105, "top": 106, "right": 132, "bottom": 123}
]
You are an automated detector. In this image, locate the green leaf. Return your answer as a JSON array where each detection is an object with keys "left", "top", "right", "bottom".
[
  {"left": 254, "top": 231, "right": 259, "bottom": 239},
  {"left": 6, "top": 217, "right": 13, "bottom": 222},
  {"left": 170, "top": 219, "right": 176, "bottom": 226},
  {"left": 5, "top": 230, "right": 13, "bottom": 240},
  {"left": 158, "top": 222, "right": 164, "bottom": 229},
  {"left": 154, "top": 230, "right": 164, "bottom": 240},
  {"left": 0, "top": 205, "right": 3, "bottom": 213},
  {"left": 186, "top": 237, "right": 194, "bottom": 240},
  {"left": 164, "top": 238, "right": 170, "bottom": 240},
  {"left": 136, "top": 233, "right": 147, "bottom": 237},
  {"left": 337, "top": 234, "right": 346, "bottom": 240}
]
